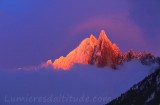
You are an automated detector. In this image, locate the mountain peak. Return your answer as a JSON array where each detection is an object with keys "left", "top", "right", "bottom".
[
  {"left": 98, "top": 30, "right": 112, "bottom": 44},
  {"left": 98, "top": 30, "right": 108, "bottom": 39},
  {"left": 89, "top": 34, "right": 97, "bottom": 43},
  {"left": 45, "top": 30, "right": 122, "bottom": 70},
  {"left": 90, "top": 34, "right": 96, "bottom": 39},
  {"left": 90, "top": 34, "right": 95, "bottom": 38},
  {"left": 100, "top": 30, "right": 106, "bottom": 35}
]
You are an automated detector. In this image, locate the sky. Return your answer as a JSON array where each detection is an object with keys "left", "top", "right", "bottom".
[{"left": 0, "top": 0, "right": 160, "bottom": 69}]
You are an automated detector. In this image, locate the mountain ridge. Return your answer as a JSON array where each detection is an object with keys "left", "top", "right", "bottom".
[
  {"left": 43, "top": 30, "right": 159, "bottom": 70},
  {"left": 46, "top": 30, "right": 122, "bottom": 70},
  {"left": 106, "top": 67, "right": 160, "bottom": 105}
]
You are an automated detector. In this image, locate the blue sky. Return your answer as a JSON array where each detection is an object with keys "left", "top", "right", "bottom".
[{"left": 0, "top": 0, "right": 160, "bottom": 69}]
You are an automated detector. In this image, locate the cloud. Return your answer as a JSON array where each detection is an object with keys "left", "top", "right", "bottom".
[
  {"left": 69, "top": 13, "right": 145, "bottom": 52},
  {"left": 69, "top": 17, "right": 108, "bottom": 35},
  {"left": 0, "top": 60, "right": 157, "bottom": 105},
  {"left": 17, "top": 59, "right": 57, "bottom": 71}
]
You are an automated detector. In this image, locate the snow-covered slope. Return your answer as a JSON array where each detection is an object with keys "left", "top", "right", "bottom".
[{"left": 106, "top": 67, "right": 160, "bottom": 105}]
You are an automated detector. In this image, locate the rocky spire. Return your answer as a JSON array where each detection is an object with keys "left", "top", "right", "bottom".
[
  {"left": 48, "top": 30, "right": 121, "bottom": 70},
  {"left": 98, "top": 30, "right": 108, "bottom": 39},
  {"left": 98, "top": 30, "right": 112, "bottom": 45},
  {"left": 92, "top": 30, "right": 120, "bottom": 68},
  {"left": 89, "top": 34, "right": 97, "bottom": 43}
]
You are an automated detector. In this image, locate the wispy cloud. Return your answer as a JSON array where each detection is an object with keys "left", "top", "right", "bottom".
[{"left": 69, "top": 13, "right": 145, "bottom": 52}]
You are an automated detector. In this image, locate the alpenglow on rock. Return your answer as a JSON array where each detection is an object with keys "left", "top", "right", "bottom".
[
  {"left": 93, "top": 30, "right": 120, "bottom": 68},
  {"left": 43, "top": 30, "right": 122, "bottom": 70}
]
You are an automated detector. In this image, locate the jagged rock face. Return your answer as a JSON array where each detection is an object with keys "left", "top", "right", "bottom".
[
  {"left": 43, "top": 30, "right": 159, "bottom": 70},
  {"left": 50, "top": 30, "right": 121, "bottom": 70},
  {"left": 53, "top": 34, "right": 97, "bottom": 70},
  {"left": 93, "top": 30, "right": 120, "bottom": 68}
]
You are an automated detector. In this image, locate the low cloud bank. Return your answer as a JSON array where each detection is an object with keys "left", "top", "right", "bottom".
[{"left": 0, "top": 60, "right": 157, "bottom": 105}]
